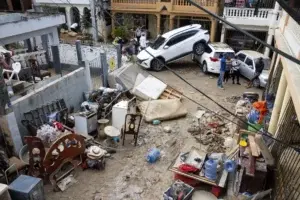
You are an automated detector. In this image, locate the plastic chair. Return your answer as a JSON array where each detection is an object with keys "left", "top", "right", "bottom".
[{"left": 2, "top": 62, "right": 21, "bottom": 83}]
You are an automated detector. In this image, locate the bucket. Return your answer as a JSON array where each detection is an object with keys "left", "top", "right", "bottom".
[
  {"left": 248, "top": 122, "right": 263, "bottom": 132},
  {"left": 19, "top": 145, "right": 29, "bottom": 165}
]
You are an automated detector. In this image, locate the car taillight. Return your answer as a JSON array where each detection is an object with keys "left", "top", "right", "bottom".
[{"left": 210, "top": 57, "right": 219, "bottom": 62}]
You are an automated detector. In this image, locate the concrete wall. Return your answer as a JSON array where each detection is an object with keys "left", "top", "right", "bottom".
[
  {"left": 11, "top": 67, "right": 90, "bottom": 139},
  {"left": 0, "top": 13, "right": 23, "bottom": 24},
  {"left": 48, "top": 43, "right": 117, "bottom": 66}
]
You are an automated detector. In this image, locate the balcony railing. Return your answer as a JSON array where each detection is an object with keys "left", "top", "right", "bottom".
[
  {"left": 111, "top": 0, "right": 219, "bottom": 14},
  {"left": 223, "top": 7, "right": 278, "bottom": 27}
]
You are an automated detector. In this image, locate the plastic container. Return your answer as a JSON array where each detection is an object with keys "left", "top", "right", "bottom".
[
  {"left": 146, "top": 148, "right": 160, "bottom": 163},
  {"left": 152, "top": 120, "right": 161, "bottom": 125},
  {"left": 204, "top": 159, "right": 217, "bottom": 180},
  {"left": 224, "top": 160, "right": 236, "bottom": 172}
]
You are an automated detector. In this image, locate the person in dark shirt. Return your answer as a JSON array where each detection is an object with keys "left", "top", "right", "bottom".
[
  {"left": 247, "top": 57, "right": 264, "bottom": 88},
  {"left": 217, "top": 54, "right": 226, "bottom": 89}
]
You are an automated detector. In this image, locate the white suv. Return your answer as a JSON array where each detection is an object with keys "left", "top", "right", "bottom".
[
  {"left": 192, "top": 43, "right": 235, "bottom": 74},
  {"left": 137, "top": 24, "right": 210, "bottom": 71}
]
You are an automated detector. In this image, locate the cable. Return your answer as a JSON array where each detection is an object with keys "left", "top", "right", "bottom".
[
  {"left": 186, "top": 0, "right": 300, "bottom": 65},
  {"left": 50, "top": 0, "right": 300, "bottom": 150}
]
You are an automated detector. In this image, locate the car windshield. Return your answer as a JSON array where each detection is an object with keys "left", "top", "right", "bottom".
[
  {"left": 214, "top": 52, "right": 235, "bottom": 59},
  {"left": 151, "top": 36, "right": 166, "bottom": 50},
  {"left": 255, "top": 58, "right": 270, "bottom": 70}
]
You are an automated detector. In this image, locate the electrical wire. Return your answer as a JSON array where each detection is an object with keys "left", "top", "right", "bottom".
[
  {"left": 49, "top": 0, "right": 300, "bottom": 151},
  {"left": 186, "top": 0, "right": 300, "bottom": 66}
]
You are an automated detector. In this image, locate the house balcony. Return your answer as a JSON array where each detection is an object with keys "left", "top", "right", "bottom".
[
  {"left": 223, "top": 7, "right": 278, "bottom": 31},
  {"left": 111, "top": 0, "right": 219, "bottom": 15},
  {"left": 34, "top": 0, "right": 89, "bottom": 5}
]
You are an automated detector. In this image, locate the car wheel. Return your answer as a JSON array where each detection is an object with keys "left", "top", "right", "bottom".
[
  {"left": 194, "top": 42, "right": 206, "bottom": 56},
  {"left": 253, "top": 79, "right": 260, "bottom": 88},
  {"left": 151, "top": 58, "right": 164, "bottom": 71},
  {"left": 202, "top": 62, "right": 208, "bottom": 74}
]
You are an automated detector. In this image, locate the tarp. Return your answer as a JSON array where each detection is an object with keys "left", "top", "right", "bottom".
[{"left": 138, "top": 99, "right": 187, "bottom": 122}]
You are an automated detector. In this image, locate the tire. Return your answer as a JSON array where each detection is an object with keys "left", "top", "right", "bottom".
[
  {"left": 193, "top": 42, "right": 206, "bottom": 56},
  {"left": 202, "top": 62, "right": 208, "bottom": 74},
  {"left": 253, "top": 79, "right": 261, "bottom": 88},
  {"left": 151, "top": 58, "right": 164, "bottom": 71}
]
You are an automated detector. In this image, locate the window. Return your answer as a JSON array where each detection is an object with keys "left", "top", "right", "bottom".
[
  {"left": 237, "top": 54, "right": 246, "bottom": 62},
  {"left": 245, "top": 58, "right": 253, "bottom": 67},
  {"left": 254, "top": 58, "right": 270, "bottom": 70},
  {"left": 214, "top": 52, "right": 235, "bottom": 59},
  {"left": 166, "top": 30, "right": 198, "bottom": 47},
  {"left": 151, "top": 36, "right": 166, "bottom": 50}
]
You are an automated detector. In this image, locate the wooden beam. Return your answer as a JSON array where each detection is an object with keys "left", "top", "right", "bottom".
[
  {"left": 248, "top": 135, "right": 260, "bottom": 157},
  {"left": 254, "top": 135, "right": 274, "bottom": 166}
]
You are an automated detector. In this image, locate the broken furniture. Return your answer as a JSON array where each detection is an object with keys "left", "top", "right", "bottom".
[
  {"left": 74, "top": 111, "right": 97, "bottom": 137},
  {"left": 168, "top": 147, "right": 229, "bottom": 188},
  {"left": 0, "top": 183, "right": 12, "bottom": 200},
  {"left": 4, "top": 157, "right": 27, "bottom": 184},
  {"left": 163, "top": 180, "right": 194, "bottom": 200},
  {"left": 21, "top": 99, "right": 68, "bottom": 136},
  {"left": 28, "top": 56, "right": 51, "bottom": 83},
  {"left": 104, "top": 126, "right": 120, "bottom": 147},
  {"left": 8, "top": 175, "right": 44, "bottom": 200},
  {"left": 24, "top": 133, "right": 86, "bottom": 188},
  {"left": 121, "top": 114, "right": 142, "bottom": 146}
]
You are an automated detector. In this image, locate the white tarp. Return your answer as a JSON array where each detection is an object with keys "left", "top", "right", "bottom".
[
  {"left": 138, "top": 99, "right": 187, "bottom": 122},
  {"left": 133, "top": 75, "right": 167, "bottom": 100}
]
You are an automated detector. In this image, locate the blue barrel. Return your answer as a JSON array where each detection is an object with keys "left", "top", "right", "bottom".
[
  {"left": 205, "top": 159, "right": 217, "bottom": 180},
  {"left": 224, "top": 160, "right": 236, "bottom": 172},
  {"left": 146, "top": 148, "right": 160, "bottom": 163}
]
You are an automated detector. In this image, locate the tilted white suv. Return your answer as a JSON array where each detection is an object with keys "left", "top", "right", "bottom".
[
  {"left": 137, "top": 24, "right": 210, "bottom": 71},
  {"left": 192, "top": 42, "right": 235, "bottom": 74}
]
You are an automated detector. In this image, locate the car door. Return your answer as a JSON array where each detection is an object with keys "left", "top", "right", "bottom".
[
  {"left": 244, "top": 57, "right": 255, "bottom": 79},
  {"left": 162, "top": 31, "right": 198, "bottom": 61},
  {"left": 236, "top": 53, "right": 247, "bottom": 75}
]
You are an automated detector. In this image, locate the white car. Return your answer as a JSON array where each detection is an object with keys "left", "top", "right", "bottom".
[
  {"left": 192, "top": 42, "right": 235, "bottom": 74},
  {"left": 236, "top": 50, "right": 270, "bottom": 88},
  {"left": 137, "top": 24, "right": 210, "bottom": 71}
]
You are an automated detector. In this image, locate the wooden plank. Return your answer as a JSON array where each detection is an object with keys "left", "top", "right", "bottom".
[
  {"left": 248, "top": 135, "right": 260, "bottom": 157},
  {"left": 255, "top": 135, "right": 274, "bottom": 166}
]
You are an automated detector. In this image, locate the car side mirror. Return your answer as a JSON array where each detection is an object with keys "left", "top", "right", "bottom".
[{"left": 164, "top": 45, "right": 169, "bottom": 49}]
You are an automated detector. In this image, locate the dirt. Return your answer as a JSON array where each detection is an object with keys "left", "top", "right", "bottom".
[{"left": 45, "top": 61, "right": 261, "bottom": 200}]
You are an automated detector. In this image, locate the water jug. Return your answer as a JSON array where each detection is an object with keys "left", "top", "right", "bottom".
[
  {"left": 205, "top": 159, "right": 217, "bottom": 180},
  {"left": 146, "top": 148, "right": 160, "bottom": 163},
  {"left": 224, "top": 159, "right": 236, "bottom": 173}
]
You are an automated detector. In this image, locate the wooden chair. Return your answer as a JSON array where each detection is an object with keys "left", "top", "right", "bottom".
[
  {"left": 121, "top": 114, "right": 142, "bottom": 146},
  {"left": 28, "top": 56, "right": 51, "bottom": 83}
]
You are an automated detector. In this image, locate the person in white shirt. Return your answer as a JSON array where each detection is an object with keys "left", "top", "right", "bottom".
[
  {"left": 139, "top": 33, "right": 147, "bottom": 50},
  {"left": 231, "top": 56, "right": 241, "bottom": 85},
  {"left": 70, "top": 23, "right": 78, "bottom": 32},
  {"left": 135, "top": 27, "right": 142, "bottom": 43}
]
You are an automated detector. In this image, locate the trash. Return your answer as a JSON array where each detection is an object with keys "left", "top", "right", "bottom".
[
  {"left": 146, "top": 148, "right": 160, "bottom": 163},
  {"left": 36, "top": 124, "right": 61, "bottom": 145},
  {"left": 210, "top": 153, "right": 226, "bottom": 163},
  {"left": 204, "top": 159, "right": 217, "bottom": 180},
  {"left": 211, "top": 186, "right": 222, "bottom": 198},
  {"left": 224, "top": 160, "right": 236, "bottom": 172},
  {"left": 94, "top": 193, "right": 102, "bottom": 200},
  {"left": 153, "top": 119, "right": 161, "bottom": 125},
  {"left": 193, "top": 110, "right": 206, "bottom": 119},
  {"left": 187, "top": 125, "right": 201, "bottom": 135},
  {"left": 239, "top": 139, "right": 247, "bottom": 147},
  {"left": 192, "top": 190, "right": 217, "bottom": 200},
  {"left": 57, "top": 174, "right": 77, "bottom": 191},
  {"left": 163, "top": 180, "right": 194, "bottom": 200},
  {"left": 139, "top": 99, "right": 187, "bottom": 122},
  {"left": 225, "top": 95, "right": 241, "bottom": 104},
  {"left": 224, "top": 137, "right": 234, "bottom": 149},
  {"left": 163, "top": 126, "right": 172, "bottom": 133}
]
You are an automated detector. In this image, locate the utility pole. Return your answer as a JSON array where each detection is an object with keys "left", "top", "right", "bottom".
[{"left": 90, "top": 0, "right": 99, "bottom": 43}]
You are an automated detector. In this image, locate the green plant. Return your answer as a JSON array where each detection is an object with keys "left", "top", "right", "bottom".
[
  {"left": 82, "top": 7, "right": 92, "bottom": 31},
  {"left": 113, "top": 26, "right": 129, "bottom": 39}
]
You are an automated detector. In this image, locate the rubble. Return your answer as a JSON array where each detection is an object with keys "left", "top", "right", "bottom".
[
  {"left": 163, "top": 126, "right": 172, "bottom": 133},
  {"left": 225, "top": 95, "right": 241, "bottom": 104}
]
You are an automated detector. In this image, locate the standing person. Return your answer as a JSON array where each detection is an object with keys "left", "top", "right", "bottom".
[
  {"left": 135, "top": 27, "right": 142, "bottom": 44},
  {"left": 139, "top": 32, "right": 147, "bottom": 51},
  {"left": 224, "top": 55, "right": 232, "bottom": 83},
  {"left": 217, "top": 54, "right": 226, "bottom": 89},
  {"left": 231, "top": 56, "right": 241, "bottom": 85},
  {"left": 247, "top": 57, "right": 264, "bottom": 88}
]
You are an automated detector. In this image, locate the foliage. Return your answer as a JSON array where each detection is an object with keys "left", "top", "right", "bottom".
[
  {"left": 82, "top": 7, "right": 92, "bottom": 30},
  {"left": 113, "top": 26, "right": 129, "bottom": 39}
]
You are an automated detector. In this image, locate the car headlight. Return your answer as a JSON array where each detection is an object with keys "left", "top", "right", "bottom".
[{"left": 137, "top": 58, "right": 149, "bottom": 64}]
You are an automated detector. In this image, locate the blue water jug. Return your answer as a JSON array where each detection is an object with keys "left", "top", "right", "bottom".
[
  {"left": 146, "top": 148, "right": 160, "bottom": 163},
  {"left": 224, "top": 159, "right": 236, "bottom": 173},
  {"left": 205, "top": 159, "right": 217, "bottom": 180}
]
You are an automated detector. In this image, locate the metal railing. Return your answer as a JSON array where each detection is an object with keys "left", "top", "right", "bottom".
[
  {"left": 173, "top": 0, "right": 216, "bottom": 6},
  {"left": 224, "top": 7, "right": 272, "bottom": 19},
  {"left": 112, "top": 0, "right": 156, "bottom": 4},
  {"left": 271, "top": 99, "right": 300, "bottom": 200}
]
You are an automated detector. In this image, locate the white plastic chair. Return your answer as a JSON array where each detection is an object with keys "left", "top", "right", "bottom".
[{"left": 2, "top": 62, "right": 21, "bottom": 83}]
